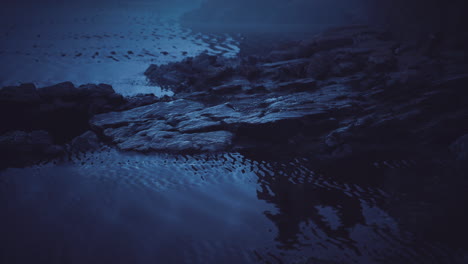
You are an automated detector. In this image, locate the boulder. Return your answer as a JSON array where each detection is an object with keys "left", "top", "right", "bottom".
[
  {"left": 38, "top": 82, "right": 79, "bottom": 100},
  {"left": 120, "top": 93, "right": 162, "bottom": 110},
  {"left": 0, "top": 83, "right": 40, "bottom": 103},
  {"left": 69, "top": 131, "right": 101, "bottom": 153},
  {"left": 0, "top": 81, "right": 134, "bottom": 144},
  {"left": 78, "top": 83, "right": 116, "bottom": 97}
]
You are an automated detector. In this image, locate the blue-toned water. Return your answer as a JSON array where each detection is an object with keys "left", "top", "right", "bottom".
[
  {"left": 0, "top": 149, "right": 464, "bottom": 263},
  {"left": 0, "top": 1, "right": 239, "bottom": 96}
]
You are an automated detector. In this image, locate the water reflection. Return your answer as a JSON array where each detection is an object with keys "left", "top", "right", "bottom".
[{"left": 0, "top": 150, "right": 464, "bottom": 263}]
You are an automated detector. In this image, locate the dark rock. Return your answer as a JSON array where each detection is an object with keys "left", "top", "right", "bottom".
[
  {"left": 38, "top": 82, "right": 79, "bottom": 100},
  {"left": 145, "top": 52, "right": 239, "bottom": 93},
  {"left": 69, "top": 131, "right": 101, "bottom": 153},
  {"left": 0, "top": 130, "right": 63, "bottom": 168},
  {"left": 367, "top": 53, "right": 398, "bottom": 72},
  {"left": 91, "top": 99, "right": 236, "bottom": 152},
  {"left": 211, "top": 79, "right": 249, "bottom": 94},
  {"left": 331, "top": 61, "right": 360, "bottom": 76},
  {"left": 119, "top": 93, "right": 161, "bottom": 110},
  {"left": 78, "top": 83, "right": 116, "bottom": 97},
  {"left": 0, "top": 81, "right": 134, "bottom": 147},
  {"left": 267, "top": 49, "right": 299, "bottom": 62},
  {"left": 4, "top": 24, "right": 468, "bottom": 173},
  {"left": 305, "top": 52, "right": 335, "bottom": 80},
  {"left": 276, "top": 78, "right": 317, "bottom": 92},
  {"left": 0, "top": 83, "right": 40, "bottom": 103},
  {"left": 44, "top": 144, "right": 65, "bottom": 156},
  {"left": 135, "top": 26, "right": 468, "bottom": 161},
  {"left": 308, "top": 34, "right": 355, "bottom": 53},
  {"left": 90, "top": 85, "right": 354, "bottom": 154}
]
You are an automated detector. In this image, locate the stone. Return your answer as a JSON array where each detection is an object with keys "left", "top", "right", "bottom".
[
  {"left": 38, "top": 81, "right": 79, "bottom": 100},
  {"left": 78, "top": 83, "right": 116, "bottom": 97},
  {"left": 211, "top": 79, "right": 249, "bottom": 94},
  {"left": 0, "top": 83, "right": 40, "bottom": 103},
  {"left": 69, "top": 131, "right": 101, "bottom": 153},
  {"left": 90, "top": 85, "right": 355, "bottom": 154},
  {"left": 276, "top": 78, "right": 317, "bottom": 92},
  {"left": 120, "top": 93, "right": 161, "bottom": 110}
]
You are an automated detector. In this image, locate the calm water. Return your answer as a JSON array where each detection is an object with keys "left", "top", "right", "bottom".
[
  {"left": 0, "top": 1, "right": 239, "bottom": 96},
  {"left": 1, "top": 149, "right": 465, "bottom": 263}
]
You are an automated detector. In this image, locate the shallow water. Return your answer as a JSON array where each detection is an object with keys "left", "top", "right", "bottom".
[
  {"left": 1, "top": 149, "right": 464, "bottom": 263},
  {"left": 0, "top": 2, "right": 239, "bottom": 96}
]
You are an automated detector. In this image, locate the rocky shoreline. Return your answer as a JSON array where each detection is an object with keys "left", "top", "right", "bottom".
[
  {"left": 2, "top": 25, "right": 468, "bottom": 251},
  {"left": 2, "top": 25, "right": 468, "bottom": 169},
  {"left": 100, "top": 25, "right": 468, "bottom": 161},
  {"left": 0, "top": 81, "right": 165, "bottom": 168}
]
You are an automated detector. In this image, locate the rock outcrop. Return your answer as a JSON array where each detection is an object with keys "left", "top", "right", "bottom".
[
  {"left": 0, "top": 130, "right": 63, "bottom": 168},
  {"left": 2, "top": 25, "right": 468, "bottom": 167},
  {"left": 102, "top": 25, "right": 468, "bottom": 159},
  {"left": 0, "top": 82, "right": 160, "bottom": 168}
]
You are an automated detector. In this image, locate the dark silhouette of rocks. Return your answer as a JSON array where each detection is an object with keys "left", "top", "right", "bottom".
[
  {"left": 2, "top": 25, "right": 468, "bottom": 169},
  {"left": 0, "top": 82, "right": 160, "bottom": 168},
  {"left": 0, "top": 130, "right": 63, "bottom": 168},
  {"left": 137, "top": 26, "right": 468, "bottom": 159}
]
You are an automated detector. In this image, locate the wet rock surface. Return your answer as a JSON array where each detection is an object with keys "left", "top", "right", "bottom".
[
  {"left": 113, "top": 26, "right": 468, "bottom": 161},
  {"left": 68, "top": 130, "right": 101, "bottom": 153},
  {"left": 1, "top": 24, "right": 468, "bottom": 262},
  {"left": 108, "top": 27, "right": 468, "bottom": 247},
  {"left": 3, "top": 25, "right": 468, "bottom": 166},
  {"left": 0, "top": 82, "right": 162, "bottom": 168}
]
